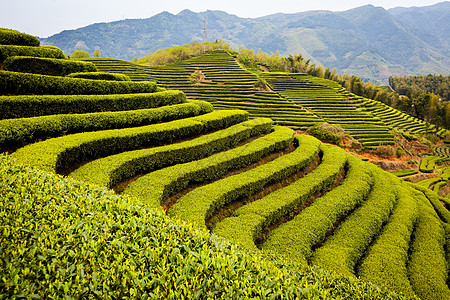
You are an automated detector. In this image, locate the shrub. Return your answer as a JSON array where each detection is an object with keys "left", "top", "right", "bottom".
[
  {"left": 169, "top": 134, "right": 321, "bottom": 229},
  {"left": 0, "top": 154, "right": 412, "bottom": 299},
  {"left": 0, "top": 70, "right": 157, "bottom": 95},
  {"left": 0, "top": 28, "right": 40, "bottom": 46},
  {"left": 3, "top": 56, "right": 97, "bottom": 76},
  {"left": 214, "top": 143, "right": 347, "bottom": 251},
  {"left": 262, "top": 155, "right": 374, "bottom": 265},
  {"left": 357, "top": 185, "right": 419, "bottom": 297},
  {"left": 419, "top": 155, "right": 441, "bottom": 173},
  {"left": 67, "top": 72, "right": 131, "bottom": 81},
  {"left": 397, "top": 147, "right": 403, "bottom": 157},
  {"left": 69, "top": 118, "right": 273, "bottom": 188},
  {"left": 12, "top": 110, "right": 248, "bottom": 173},
  {"left": 407, "top": 193, "right": 450, "bottom": 300},
  {"left": 0, "top": 90, "right": 188, "bottom": 119},
  {"left": 311, "top": 166, "right": 397, "bottom": 277},
  {"left": 375, "top": 145, "right": 395, "bottom": 158},
  {"left": 123, "top": 125, "right": 294, "bottom": 209},
  {"left": 307, "top": 123, "right": 344, "bottom": 144},
  {"left": 0, "top": 100, "right": 212, "bottom": 147},
  {"left": 0, "top": 45, "right": 65, "bottom": 62}
]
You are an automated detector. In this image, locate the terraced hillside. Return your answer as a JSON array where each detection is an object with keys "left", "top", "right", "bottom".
[
  {"left": 262, "top": 73, "right": 395, "bottom": 148},
  {"left": 88, "top": 50, "right": 448, "bottom": 148},
  {"left": 86, "top": 51, "right": 325, "bottom": 131},
  {"left": 3, "top": 30, "right": 450, "bottom": 299},
  {"left": 298, "top": 75, "right": 448, "bottom": 139}
]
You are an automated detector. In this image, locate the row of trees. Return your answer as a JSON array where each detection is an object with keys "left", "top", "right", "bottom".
[
  {"left": 136, "top": 40, "right": 231, "bottom": 66},
  {"left": 70, "top": 49, "right": 101, "bottom": 59},
  {"left": 389, "top": 75, "right": 449, "bottom": 101}
]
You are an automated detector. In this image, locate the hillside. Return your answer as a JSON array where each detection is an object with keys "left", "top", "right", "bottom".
[
  {"left": 4, "top": 28, "right": 450, "bottom": 299},
  {"left": 40, "top": 2, "right": 450, "bottom": 83}
]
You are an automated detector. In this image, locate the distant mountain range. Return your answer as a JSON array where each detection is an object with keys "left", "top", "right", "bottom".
[{"left": 40, "top": 2, "right": 450, "bottom": 83}]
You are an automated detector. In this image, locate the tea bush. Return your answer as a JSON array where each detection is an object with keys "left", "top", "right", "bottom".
[{"left": 3, "top": 56, "right": 97, "bottom": 76}]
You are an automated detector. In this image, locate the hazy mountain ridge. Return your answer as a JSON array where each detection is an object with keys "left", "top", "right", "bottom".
[{"left": 40, "top": 2, "right": 450, "bottom": 83}]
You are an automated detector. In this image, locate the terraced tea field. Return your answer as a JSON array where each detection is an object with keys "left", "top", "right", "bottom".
[
  {"left": 86, "top": 52, "right": 324, "bottom": 131},
  {"left": 87, "top": 50, "right": 447, "bottom": 148},
  {"left": 3, "top": 31, "right": 450, "bottom": 299}
]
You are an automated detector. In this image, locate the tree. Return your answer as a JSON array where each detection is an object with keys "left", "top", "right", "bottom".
[
  {"left": 93, "top": 49, "right": 101, "bottom": 57},
  {"left": 70, "top": 50, "right": 89, "bottom": 59}
]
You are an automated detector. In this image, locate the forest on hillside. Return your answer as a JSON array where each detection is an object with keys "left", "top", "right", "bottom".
[{"left": 390, "top": 75, "right": 449, "bottom": 102}]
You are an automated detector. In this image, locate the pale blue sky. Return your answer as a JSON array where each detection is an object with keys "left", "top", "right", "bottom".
[{"left": 1, "top": 0, "right": 446, "bottom": 37}]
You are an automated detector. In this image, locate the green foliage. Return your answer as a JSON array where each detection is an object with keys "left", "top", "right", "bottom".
[
  {"left": 419, "top": 155, "right": 442, "bottom": 173},
  {"left": 411, "top": 184, "right": 450, "bottom": 224},
  {"left": 0, "top": 28, "right": 40, "bottom": 46},
  {"left": 12, "top": 110, "right": 248, "bottom": 173},
  {"left": 3, "top": 56, "right": 97, "bottom": 76},
  {"left": 389, "top": 169, "right": 418, "bottom": 178},
  {"left": 0, "top": 45, "right": 65, "bottom": 62},
  {"left": 169, "top": 133, "right": 320, "bottom": 229},
  {"left": 307, "top": 123, "right": 344, "bottom": 144},
  {"left": 214, "top": 142, "right": 347, "bottom": 250},
  {"left": 69, "top": 117, "right": 272, "bottom": 189},
  {"left": 0, "top": 100, "right": 212, "bottom": 147},
  {"left": 357, "top": 185, "right": 419, "bottom": 297},
  {"left": 123, "top": 125, "right": 294, "bottom": 209},
  {"left": 70, "top": 50, "right": 89, "bottom": 59},
  {"left": 0, "top": 90, "right": 187, "bottom": 119},
  {"left": 407, "top": 193, "right": 450, "bottom": 300},
  {"left": 0, "top": 154, "right": 413, "bottom": 299},
  {"left": 262, "top": 155, "right": 374, "bottom": 265},
  {"left": 67, "top": 71, "right": 131, "bottom": 81},
  {"left": 390, "top": 74, "right": 449, "bottom": 102},
  {"left": 93, "top": 49, "right": 101, "bottom": 57},
  {"left": 0, "top": 70, "right": 157, "bottom": 95},
  {"left": 311, "top": 166, "right": 397, "bottom": 277}
]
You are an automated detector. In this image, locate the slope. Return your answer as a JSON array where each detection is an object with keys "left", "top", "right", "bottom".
[{"left": 3, "top": 29, "right": 450, "bottom": 299}]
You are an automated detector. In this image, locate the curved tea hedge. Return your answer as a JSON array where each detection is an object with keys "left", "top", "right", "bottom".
[
  {"left": 169, "top": 134, "right": 322, "bottom": 229},
  {"left": 12, "top": 110, "right": 248, "bottom": 173},
  {"left": 0, "top": 100, "right": 213, "bottom": 147},
  {"left": 67, "top": 71, "right": 131, "bottom": 81},
  {"left": 0, "top": 90, "right": 187, "bottom": 119},
  {"left": 123, "top": 125, "right": 295, "bottom": 209},
  {"left": 69, "top": 117, "right": 273, "bottom": 188},
  {"left": 0, "top": 70, "right": 157, "bottom": 95},
  {"left": 0, "top": 45, "right": 65, "bottom": 62},
  {"left": 0, "top": 28, "right": 40, "bottom": 46},
  {"left": 3, "top": 56, "right": 98, "bottom": 76}
]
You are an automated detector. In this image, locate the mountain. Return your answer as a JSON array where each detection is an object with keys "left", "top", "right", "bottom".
[{"left": 40, "top": 2, "right": 450, "bottom": 83}]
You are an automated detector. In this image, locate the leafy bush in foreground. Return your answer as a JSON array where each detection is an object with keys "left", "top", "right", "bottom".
[{"left": 0, "top": 154, "right": 414, "bottom": 299}]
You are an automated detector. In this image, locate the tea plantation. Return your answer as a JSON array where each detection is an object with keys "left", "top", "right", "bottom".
[{"left": 2, "top": 28, "right": 450, "bottom": 299}]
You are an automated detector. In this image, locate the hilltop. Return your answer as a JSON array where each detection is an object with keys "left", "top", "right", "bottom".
[{"left": 40, "top": 2, "right": 450, "bottom": 83}]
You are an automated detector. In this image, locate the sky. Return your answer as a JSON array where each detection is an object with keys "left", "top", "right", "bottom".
[{"left": 1, "top": 0, "right": 446, "bottom": 38}]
